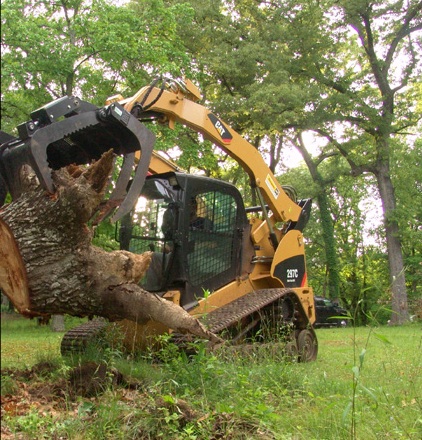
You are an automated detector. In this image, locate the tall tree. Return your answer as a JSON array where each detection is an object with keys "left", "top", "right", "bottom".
[
  {"left": 291, "top": 0, "right": 421, "bottom": 324},
  {"left": 171, "top": 0, "right": 350, "bottom": 299},
  {"left": 292, "top": 133, "right": 342, "bottom": 299},
  {"left": 391, "top": 137, "right": 422, "bottom": 316}
]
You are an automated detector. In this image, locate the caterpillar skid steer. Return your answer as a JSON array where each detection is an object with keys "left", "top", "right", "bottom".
[{"left": 0, "top": 77, "right": 317, "bottom": 362}]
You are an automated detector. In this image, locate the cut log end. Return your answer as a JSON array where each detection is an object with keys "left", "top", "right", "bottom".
[{"left": 0, "top": 217, "right": 30, "bottom": 314}]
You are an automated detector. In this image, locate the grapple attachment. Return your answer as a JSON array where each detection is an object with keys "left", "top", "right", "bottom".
[{"left": 0, "top": 95, "right": 155, "bottom": 222}]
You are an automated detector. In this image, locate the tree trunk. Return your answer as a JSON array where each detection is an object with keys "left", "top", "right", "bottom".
[
  {"left": 316, "top": 191, "right": 341, "bottom": 299},
  {"left": 0, "top": 151, "right": 222, "bottom": 345},
  {"left": 295, "top": 137, "right": 340, "bottom": 299},
  {"left": 375, "top": 160, "right": 409, "bottom": 324},
  {"left": 51, "top": 315, "right": 65, "bottom": 332}
]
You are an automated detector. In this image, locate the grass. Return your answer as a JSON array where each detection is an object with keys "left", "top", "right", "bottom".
[
  {"left": 1, "top": 314, "right": 86, "bottom": 368},
  {"left": 1, "top": 314, "right": 421, "bottom": 439}
]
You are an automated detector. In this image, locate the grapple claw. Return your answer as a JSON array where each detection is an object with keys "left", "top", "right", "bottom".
[
  {"left": 0, "top": 96, "right": 155, "bottom": 219},
  {"left": 111, "top": 152, "right": 136, "bottom": 202},
  {"left": 90, "top": 151, "right": 137, "bottom": 223}
]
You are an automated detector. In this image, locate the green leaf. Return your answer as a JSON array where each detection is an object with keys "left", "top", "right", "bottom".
[
  {"left": 373, "top": 332, "right": 392, "bottom": 345},
  {"left": 77, "top": 401, "right": 95, "bottom": 417},
  {"left": 162, "top": 394, "right": 176, "bottom": 404},
  {"left": 352, "top": 366, "right": 360, "bottom": 379},
  {"left": 359, "top": 349, "right": 366, "bottom": 368},
  {"left": 359, "top": 385, "right": 379, "bottom": 407},
  {"left": 342, "top": 400, "right": 353, "bottom": 425}
]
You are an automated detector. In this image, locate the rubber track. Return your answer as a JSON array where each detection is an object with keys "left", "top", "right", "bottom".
[
  {"left": 200, "top": 288, "right": 294, "bottom": 333},
  {"left": 61, "top": 289, "right": 298, "bottom": 354},
  {"left": 60, "top": 319, "right": 108, "bottom": 355}
]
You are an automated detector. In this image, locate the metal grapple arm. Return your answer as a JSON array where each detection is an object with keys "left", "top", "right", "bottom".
[{"left": 0, "top": 95, "right": 155, "bottom": 222}]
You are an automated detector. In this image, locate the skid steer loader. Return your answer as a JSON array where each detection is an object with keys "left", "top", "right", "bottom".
[{"left": 0, "top": 77, "right": 317, "bottom": 361}]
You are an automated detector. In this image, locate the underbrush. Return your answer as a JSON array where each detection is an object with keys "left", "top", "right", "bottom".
[{"left": 1, "top": 315, "right": 421, "bottom": 439}]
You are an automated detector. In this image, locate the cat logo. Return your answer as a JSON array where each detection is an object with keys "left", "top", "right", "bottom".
[
  {"left": 215, "top": 120, "right": 226, "bottom": 137},
  {"left": 208, "top": 113, "right": 233, "bottom": 144}
]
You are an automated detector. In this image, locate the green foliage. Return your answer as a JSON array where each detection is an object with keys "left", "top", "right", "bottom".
[
  {"left": 346, "top": 307, "right": 397, "bottom": 439},
  {"left": 281, "top": 164, "right": 391, "bottom": 321},
  {"left": 391, "top": 137, "right": 422, "bottom": 306},
  {"left": 1, "top": 374, "right": 18, "bottom": 396},
  {"left": 1, "top": 0, "right": 194, "bottom": 133},
  {"left": 174, "top": 0, "right": 420, "bottom": 322},
  {"left": 92, "top": 220, "right": 120, "bottom": 251},
  {"left": 1, "top": 0, "right": 420, "bottom": 330}
]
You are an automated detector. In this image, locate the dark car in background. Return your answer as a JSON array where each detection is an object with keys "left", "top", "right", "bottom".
[{"left": 314, "top": 296, "right": 348, "bottom": 327}]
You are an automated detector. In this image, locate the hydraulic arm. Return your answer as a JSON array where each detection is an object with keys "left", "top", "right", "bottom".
[{"left": 112, "top": 77, "right": 302, "bottom": 226}]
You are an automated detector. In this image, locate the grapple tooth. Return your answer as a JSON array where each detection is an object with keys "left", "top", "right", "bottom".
[
  {"left": 111, "top": 157, "right": 146, "bottom": 222},
  {"left": 91, "top": 152, "right": 136, "bottom": 224},
  {"left": 93, "top": 114, "right": 156, "bottom": 224},
  {"left": 110, "top": 152, "right": 136, "bottom": 201},
  {"left": 111, "top": 122, "right": 155, "bottom": 222}
]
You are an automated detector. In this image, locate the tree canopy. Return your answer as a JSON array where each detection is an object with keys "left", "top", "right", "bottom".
[{"left": 0, "top": 0, "right": 193, "bottom": 132}]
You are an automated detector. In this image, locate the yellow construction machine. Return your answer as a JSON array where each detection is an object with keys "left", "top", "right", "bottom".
[{"left": 0, "top": 77, "right": 317, "bottom": 361}]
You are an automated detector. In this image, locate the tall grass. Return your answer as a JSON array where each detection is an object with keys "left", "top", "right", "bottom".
[{"left": 1, "top": 314, "right": 421, "bottom": 439}]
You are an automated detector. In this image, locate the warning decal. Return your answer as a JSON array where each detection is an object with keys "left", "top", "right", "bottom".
[{"left": 265, "top": 174, "right": 280, "bottom": 199}]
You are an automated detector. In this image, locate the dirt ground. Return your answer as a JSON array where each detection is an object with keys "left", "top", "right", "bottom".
[
  {"left": 1, "top": 360, "right": 136, "bottom": 434},
  {"left": 1, "top": 357, "right": 247, "bottom": 440}
]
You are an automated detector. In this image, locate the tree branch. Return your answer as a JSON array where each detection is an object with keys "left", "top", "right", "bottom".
[
  {"left": 383, "top": 3, "right": 422, "bottom": 77},
  {"left": 312, "top": 128, "right": 375, "bottom": 175}
]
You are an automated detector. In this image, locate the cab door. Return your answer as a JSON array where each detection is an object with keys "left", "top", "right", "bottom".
[{"left": 180, "top": 176, "right": 252, "bottom": 308}]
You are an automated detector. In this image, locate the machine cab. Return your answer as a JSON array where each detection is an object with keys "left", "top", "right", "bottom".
[{"left": 118, "top": 172, "right": 253, "bottom": 310}]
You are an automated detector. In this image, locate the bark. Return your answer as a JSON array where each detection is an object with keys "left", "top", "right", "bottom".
[
  {"left": 316, "top": 192, "right": 340, "bottom": 299},
  {"left": 51, "top": 315, "right": 65, "bottom": 332},
  {"left": 295, "top": 135, "right": 341, "bottom": 299},
  {"left": 0, "top": 151, "right": 222, "bottom": 345},
  {"left": 0, "top": 217, "right": 30, "bottom": 314},
  {"left": 375, "top": 160, "right": 409, "bottom": 325}
]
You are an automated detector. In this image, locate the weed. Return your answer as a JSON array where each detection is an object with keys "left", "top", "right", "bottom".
[
  {"left": 341, "top": 297, "right": 422, "bottom": 440},
  {"left": 1, "top": 374, "right": 18, "bottom": 396},
  {"left": 4, "top": 409, "right": 67, "bottom": 439}
]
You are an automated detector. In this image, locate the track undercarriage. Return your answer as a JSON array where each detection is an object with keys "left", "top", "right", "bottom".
[{"left": 61, "top": 288, "right": 318, "bottom": 362}]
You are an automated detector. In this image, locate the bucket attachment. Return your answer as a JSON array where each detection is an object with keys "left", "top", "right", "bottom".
[{"left": 0, "top": 96, "right": 155, "bottom": 221}]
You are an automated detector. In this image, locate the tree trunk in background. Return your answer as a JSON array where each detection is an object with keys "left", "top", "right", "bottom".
[
  {"left": 0, "top": 152, "right": 222, "bottom": 345},
  {"left": 1, "top": 293, "right": 14, "bottom": 312},
  {"left": 376, "top": 160, "right": 408, "bottom": 324},
  {"left": 51, "top": 315, "right": 65, "bottom": 332},
  {"left": 295, "top": 138, "right": 340, "bottom": 299},
  {"left": 316, "top": 192, "right": 340, "bottom": 299}
]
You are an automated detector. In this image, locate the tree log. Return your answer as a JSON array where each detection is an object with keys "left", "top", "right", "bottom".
[{"left": 0, "top": 151, "right": 222, "bottom": 345}]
